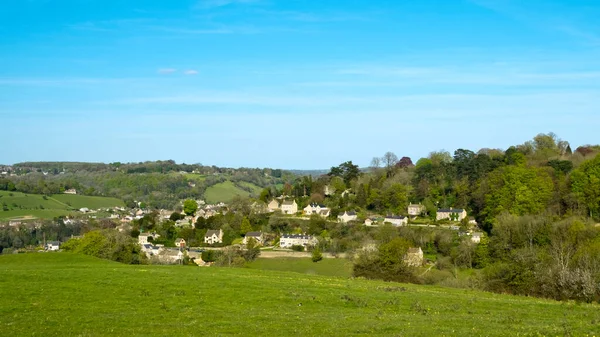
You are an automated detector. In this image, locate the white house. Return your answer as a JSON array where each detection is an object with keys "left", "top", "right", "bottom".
[
  {"left": 138, "top": 232, "right": 160, "bottom": 245},
  {"left": 243, "top": 231, "right": 264, "bottom": 245},
  {"left": 436, "top": 208, "right": 467, "bottom": 221},
  {"left": 407, "top": 204, "right": 425, "bottom": 217},
  {"left": 205, "top": 229, "right": 223, "bottom": 244},
  {"left": 338, "top": 211, "right": 358, "bottom": 223},
  {"left": 280, "top": 234, "right": 317, "bottom": 248},
  {"left": 281, "top": 200, "right": 298, "bottom": 215},
  {"left": 384, "top": 215, "right": 408, "bottom": 227},
  {"left": 64, "top": 189, "right": 77, "bottom": 195},
  {"left": 471, "top": 232, "right": 483, "bottom": 244},
  {"left": 267, "top": 199, "right": 280, "bottom": 212},
  {"left": 304, "top": 203, "right": 329, "bottom": 216},
  {"left": 45, "top": 241, "right": 60, "bottom": 251}
]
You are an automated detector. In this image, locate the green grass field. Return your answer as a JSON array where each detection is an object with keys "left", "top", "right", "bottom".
[
  {"left": 204, "top": 181, "right": 260, "bottom": 203},
  {"left": 0, "top": 191, "right": 123, "bottom": 220},
  {"left": 247, "top": 257, "right": 353, "bottom": 278},
  {"left": 51, "top": 194, "right": 124, "bottom": 209},
  {"left": 0, "top": 253, "right": 598, "bottom": 336}
]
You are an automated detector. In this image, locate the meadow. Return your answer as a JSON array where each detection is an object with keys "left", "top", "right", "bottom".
[
  {"left": 204, "top": 180, "right": 261, "bottom": 203},
  {"left": 0, "top": 253, "right": 598, "bottom": 336},
  {"left": 247, "top": 257, "right": 353, "bottom": 278},
  {"left": 51, "top": 194, "right": 124, "bottom": 209},
  {"left": 0, "top": 190, "right": 123, "bottom": 220}
]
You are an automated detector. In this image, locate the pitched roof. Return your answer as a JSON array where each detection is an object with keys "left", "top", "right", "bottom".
[
  {"left": 282, "top": 200, "right": 296, "bottom": 206},
  {"left": 438, "top": 208, "right": 465, "bottom": 213},
  {"left": 407, "top": 247, "right": 422, "bottom": 254},
  {"left": 48, "top": 241, "right": 60, "bottom": 245},
  {"left": 282, "top": 234, "right": 314, "bottom": 240},
  {"left": 206, "top": 229, "right": 222, "bottom": 237},
  {"left": 385, "top": 215, "right": 406, "bottom": 219},
  {"left": 246, "top": 231, "right": 262, "bottom": 237},
  {"left": 346, "top": 211, "right": 357, "bottom": 216}
]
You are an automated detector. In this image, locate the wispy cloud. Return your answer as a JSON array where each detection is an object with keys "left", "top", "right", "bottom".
[
  {"left": 157, "top": 68, "right": 177, "bottom": 74},
  {"left": 194, "top": 0, "right": 261, "bottom": 10},
  {"left": 184, "top": 70, "right": 199, "bottom": 75}
]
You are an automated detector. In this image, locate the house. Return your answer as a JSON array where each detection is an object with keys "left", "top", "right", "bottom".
[
  {"left": 408, "top": 204, "right": 425, "bottom": 217},
  {"left": 267, "top": 200, "right": 280, "bottom": 212},
  {"left": 280, "top": 234, "right": 317, "bottom": 248},
  {"left": 243, "top": 231, "right": 264, "bottom": 245},
  {"left": 318, "top": 209, "right": 331, "bottom": 218},
  {"left": 304, "top": 203, "right": 329, "bottom": 216},
  {"left": 138, "top": 232, "right": 160, "bottom": 245},
  {"left": 64, "top": 189, "right": 77, "bottom": 195},
  {"left": 384, "top": 215, "right": 408, "bottom": 227},
  {"left": 471, "top": 232, "right": 483, "bottom": 244},
  {"left": 175, "top": 238, "right": 186, "bottom": 248},
  {"left": 436, "top": 208, "right": 467, "bottom": 221},
  {"left": 45, "top": 241, "right": 60, "bottom": 251},
  {"left": 338, "top": 211, "right": 358, "bottom": 223},
  {"left": 205, "top": 229, "right": 223, "bottom": 244},
  {"left": 364, "top": 217, "right": 382, "bottom": 227},
  {"left": 364, "top": 218, "right": 375, "bottom": 226},
  {"left": 79, "top": 207, "right": 90, "bottom": 213},
  {"left": 403, "top": 247, "right": 424, "bottom": 267},
  {"left": 281, "top": 200, "right": 298, "bottom": 215}
]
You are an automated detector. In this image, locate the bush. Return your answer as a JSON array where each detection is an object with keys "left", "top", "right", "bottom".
[
  {"left": 201, "top": 249, "right": 219, "bottom": 263},
  {"left": 291, "top": 245, "right": 305, "bottom": 252},
  {"left": 311, "top": 247, "right": 323, "bottom": 262}
]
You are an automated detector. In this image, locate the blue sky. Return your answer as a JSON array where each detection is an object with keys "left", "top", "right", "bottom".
[{"left": 1, "top": 0, "right": 599, "bottom": 169}]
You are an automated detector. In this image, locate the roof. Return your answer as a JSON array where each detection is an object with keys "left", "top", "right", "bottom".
[
  {"left": 282, "top": 234, "right": 314, "bottom": 240},
  {"left": 48, "top": 241, "right": 60, "bottom": 245},
  {"left": 282, "top": 200, "right": 296, "bottom": 206},
  {"left": 175, "top": 238, "right": 185, "bottom": 242},
  {"left": 246, "top": 231, "right": 262, "bottom": 237},
  {"left": 438, "top": 208, "right": 465, "bottom": 213},
  {"left": 346, "top": 211, "right": 357, "bottom": 216},
  {"left": 319, "top": 210, "right": 329, "bottom": 215},
  {"left": 206, "top": 229, "right": 222, "bottom": 237},
  {"left": 385, "top": 215, "right": 406, "bottom": 219},
  {"left": 407, "top": 247, "right": 422, "bottom": 254}
]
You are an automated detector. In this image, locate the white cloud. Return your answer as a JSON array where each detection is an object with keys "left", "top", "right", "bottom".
[
  {"left": 184, "top": 70, "right": 199, "bottom": 75},
  {"left": 157, "top": 68, "right": 177, "bottom": 74}
]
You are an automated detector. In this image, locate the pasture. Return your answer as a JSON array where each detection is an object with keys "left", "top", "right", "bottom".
[{"left": 0, "top": 253, "right": 598, "bottom": 336}]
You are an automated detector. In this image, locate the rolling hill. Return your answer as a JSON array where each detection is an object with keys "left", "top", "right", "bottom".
[{"left": 0, "top": 191, "right": 123, "bottom": 220}]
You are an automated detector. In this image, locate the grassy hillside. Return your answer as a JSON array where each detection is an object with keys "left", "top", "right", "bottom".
[
  {"left": 204, "top": 181, "right": 261, "bottom": 203},
  {"left": 247, "top": 257, "right": 352, "bottom": 278},
  {"left": 0, "top": 253, "right": 597, "bottom": 336},
  {"left": 0, "top": 191, "right": 123, "bottom": 220},
  {"left": 51, "top": 194, "right": 124, "bottom": 209}
]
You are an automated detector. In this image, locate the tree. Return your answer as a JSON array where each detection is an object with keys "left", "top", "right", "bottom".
[
  {"left": 396, "top": 156, "right": 413, "bottom": 169},
  {"left": 311, "top": 246, "right": 323, "bottom": 262},
  {"left": 183, "top": 199, "right": 198, "bottom": 216},
  {"left": 571, "top": 154, "right": 600, "bottom": 218},
  {"left": 240, "top": 217, "right": 252, "bottom": 234}
]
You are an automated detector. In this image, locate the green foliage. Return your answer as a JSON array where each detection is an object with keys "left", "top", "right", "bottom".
[
  {"left": 183, "top": 199, "right": 198, "bottom": 216},
  {"left": 311, "top": 247, "right": 323, "bottom": 262},
  {"left": 61, "top": 230, "right": 145, "bottom": 264},
  {"left": 201, "top": 250, "right": 219, "bottom": 262},
  {"left": 291, "top": 245, "right": 305, "bottom": 252},
  {"left": 571, "top": 154, "right": 600, "bottom": 218}
]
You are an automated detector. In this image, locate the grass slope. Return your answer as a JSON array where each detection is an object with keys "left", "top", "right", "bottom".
[
  {"left": 1, "top": 253, "right": 598, "bottom": 336},
  {"left": 51, "top": 194, "right": 124, "bottom": 209},
  {"left": 247, "top": 257, "right": 353, "bottom": 278},
  {"left": 204, "top": 181, "right": 259, "bottom": 203},
  {"left": 0, "top": 191, "right": 123, "bottom": 220}
]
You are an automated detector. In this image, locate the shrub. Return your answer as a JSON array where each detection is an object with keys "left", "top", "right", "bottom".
[
  {"left": 291, "top": 245, "right": 305, "bottom": 252},
  {"left": 311, "top": 247, "right": 323, "bottom": 262}
]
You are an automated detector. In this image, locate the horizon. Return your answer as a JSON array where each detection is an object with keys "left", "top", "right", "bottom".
[{"left": 1, "top": 0, "right": 599, "bottom": 169}]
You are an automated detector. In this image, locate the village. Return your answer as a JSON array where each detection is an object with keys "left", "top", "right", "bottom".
[{"left": 23, "top": 193, "right": 484, "bottom": 269}]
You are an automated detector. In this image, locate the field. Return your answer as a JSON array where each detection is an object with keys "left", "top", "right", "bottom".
[
  {"left": 204, "top": 181, "right": 261, "bottom": 203},
  {"left": 0, "top": 191, "right": 123, "bottom": 220},
  {"left": 247, "top": 257, "right": 353, "bottom": 278},
  {"left": 1, "top": 253, "right": 598, "bottom": 336},
  {"left": 51, "top": 194, "right": 124, "bottom": 209}
]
